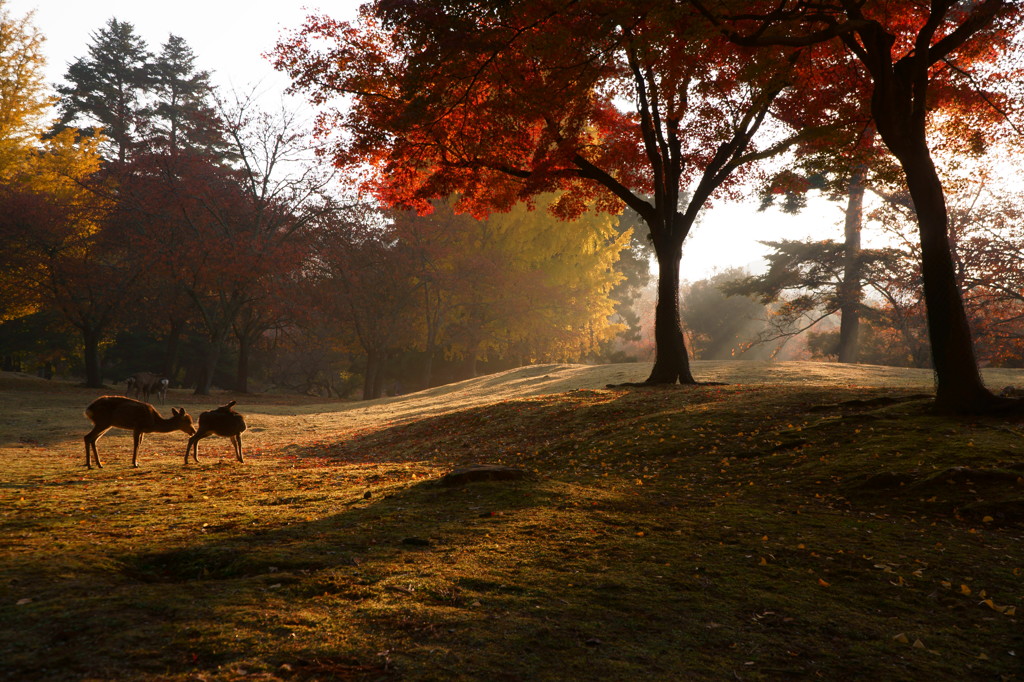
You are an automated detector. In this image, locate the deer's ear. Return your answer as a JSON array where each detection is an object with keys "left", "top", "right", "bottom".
[{"left": 172, "top": 408, "right": 182, "bottom": 417}]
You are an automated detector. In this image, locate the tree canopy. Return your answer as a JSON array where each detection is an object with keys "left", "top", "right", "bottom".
[
  {"left": 694, "top": 0, "right": 1024, "bottom": 412},
  {"left": 274, "top": 0, "right": 839, "bottom": 386},
  {"left": 3, "top": 0, "right": 1024, "bottom": 405}
]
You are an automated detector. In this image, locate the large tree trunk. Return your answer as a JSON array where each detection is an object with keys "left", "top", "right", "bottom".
[
  {"left": 862, "top": 29, "right": 1001, "bottom": 413},
  {"left": 236, "top": 336, "right": 250, "bottom": 394},
  {"left": 645, "top": 238, "right": 696, "bottom": 384},
  {"left": 895, "top": 142, "right": 996, "bottom": 411},
  {"left": 463, "top": 352, "right": 478, "bottom": 381},
  {"left": 420, "top": 347, "right": 437, "bottom": 390},
  {"left": 362, "top": 349, "right": 380, "bottom": 400},
  {"left": 82, "top": 326, "right": 103, "bottom": 388},
  {"left": 194, "top": 335, "right": 224, "bottom": 396},
  {"left": 837, "top": 166, "right": 865, "bottom": 363},
  {"left": 161, "top": 318, "right": 185, "bottom": 382},
  {"left": 421, "top": 288, "right": 439, "bottom": 389}
]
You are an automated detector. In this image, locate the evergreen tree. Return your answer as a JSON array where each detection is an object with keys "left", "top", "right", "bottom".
[
  {"left": 722, "top": 238, "right": 905, "bottom": 353},
  {"left": 147, "top": 35, "right": 224, "bottom": 156},
  {"left": 55, "top": 18, "right": 151, "bottom": 164}
]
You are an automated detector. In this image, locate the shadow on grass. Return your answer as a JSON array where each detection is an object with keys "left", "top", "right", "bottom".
[
  {"left": 119, "top": 477, "right": 550, "bottom": 583},
  {"left": 2, "top": 475, "right": 601, "bottom": 679},
  {"left": 6, "top": 380, "right": 1024, "bottom": 679}
]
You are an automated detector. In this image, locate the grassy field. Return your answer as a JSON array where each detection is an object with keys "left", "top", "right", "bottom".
[{"left": 1, "top": 362, "right": 1023, "bottom": 681}]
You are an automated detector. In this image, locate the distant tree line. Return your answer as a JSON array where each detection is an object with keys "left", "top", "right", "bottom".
[
  {"left": 725, "top": 137, "right": 1024, "bottom": 369},
  {"left": 3, "top": 1, "right": 1024, "bottom": 410},
  {"left": 0, "top": 9, "right": 649, "bottom": 398}
]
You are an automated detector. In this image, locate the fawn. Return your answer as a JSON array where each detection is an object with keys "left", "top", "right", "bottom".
[
  {"left": 83, "top": 396, "right": 196, "bottom": 469},
  {"left": 185, "top": 400, "right": 248, "bottom": 465}
]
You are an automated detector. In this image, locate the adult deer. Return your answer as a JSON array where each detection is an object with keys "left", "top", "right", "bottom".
[
  {"left": 126, "top": 372, "right": 167, "bottom": 403},
  {"left": 185, "top": 400, "right": 247, "bottom": 465},
  {"left": 83, "top": 396, "right": 196, "bottom": 469},
  {"left": 151, "top": 378, "right": 169, "bottom": 404}
]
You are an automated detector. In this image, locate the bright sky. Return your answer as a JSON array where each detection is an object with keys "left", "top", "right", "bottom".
[
  {"left": 6, "top": 0, "right": 361, "bottom": 99},
  {"left": 6, "top": 0, "right": 850, "bottom": 281}
]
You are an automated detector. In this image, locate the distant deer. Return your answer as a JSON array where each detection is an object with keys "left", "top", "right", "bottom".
[
  {"left": 151, "top": 378, "right": 169, "bottom": 404},
  {"left": 83, "top": 396, "right": 196, "bottom": 469},
  {"left": 125, "top": 372, "right": 168, "bottom": 403},
  {"left": 185, "top": 400, "right": 248, "bottom": 465}
]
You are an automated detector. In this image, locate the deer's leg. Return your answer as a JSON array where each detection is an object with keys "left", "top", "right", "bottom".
[
  {"left": 132, "top": 432, "right": 144, "bottom": 468},
  {"left": 233, "top": 434, "right": 244, "bottom": 462},
  {"left": 186, "top": 431, "right": 207, "bottom": 464},
  {"left": 184, "top": 432, "right": 200, "bottom": 465},
  {"left": 84, "top": 427, "right": 109, "bottom": 468}
]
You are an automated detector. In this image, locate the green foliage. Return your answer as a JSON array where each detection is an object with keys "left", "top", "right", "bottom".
[
  {"left": 724, "top": 239, "right": 908, "bottom": 343},
  {"left": 476, "top": 196, "right": 629, "bottom": 362},
  {"left": 603, "top": 206, "right": 653, "bottom": 347},
  {"left": 146, "top": 35, "right": 225, "bottom": 156},
  {"left": 390, "top": 195, "right": 631, "bottom": 380},
  {"left": 0, "top": 309, "right": 78, "bottom": 375},
  {"left": 55, "top": 18, "right": 152, "bottom": 163},
  {"left": 55, "top": 20, "right": 223, "bottom": 163}
]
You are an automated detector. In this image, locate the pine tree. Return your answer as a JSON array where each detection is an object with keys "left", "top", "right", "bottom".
[
  {"left": 147, "top": 35, "right": 224, "bottom": 156},
  {"left": 55, "top": 18, "right": 151, "bottom": 164}
]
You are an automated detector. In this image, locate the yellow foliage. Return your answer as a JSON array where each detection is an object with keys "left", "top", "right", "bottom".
[
  {"left": 448, "top": 192, "right": 629, "bottom": 361},
  {"left": 0, "top": 2, "right": 54, "bottom": 179},
  {"left": 0, "top": 2, "right": 106, "bottom": 322}
]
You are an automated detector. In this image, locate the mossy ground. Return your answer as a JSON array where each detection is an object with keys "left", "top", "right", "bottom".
[{"left": 1, "top": 367, "right": 1022, "bottom": 680}]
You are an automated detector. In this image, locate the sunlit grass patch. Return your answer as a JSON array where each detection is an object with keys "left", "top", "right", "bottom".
[{"left": 1, "top": 365, "right": 1022, "bottom": 680}]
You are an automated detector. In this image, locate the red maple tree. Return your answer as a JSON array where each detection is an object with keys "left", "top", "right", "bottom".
[{"left": 274, "top": 0, "right": 837, "bottom": 385}]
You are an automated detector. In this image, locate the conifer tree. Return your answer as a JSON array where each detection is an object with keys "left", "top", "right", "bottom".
[
  {"left": 147, "top": 35, "right": 224, "bottom": 156},
  {"left": 55, "top": 18, "right": 151, "bottom": 164}
]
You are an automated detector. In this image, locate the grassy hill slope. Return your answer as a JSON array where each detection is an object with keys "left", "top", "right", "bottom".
[{"left": 1, "top": 363, "right": 1022, "bottom": 680}]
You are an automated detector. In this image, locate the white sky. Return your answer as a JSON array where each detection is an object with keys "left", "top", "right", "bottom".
[
  {"left": 6, "top": 0, "right": 361, "bottom": 99},
  {"left": 6, "top": 0, "right": 852, "bottom": 281}
]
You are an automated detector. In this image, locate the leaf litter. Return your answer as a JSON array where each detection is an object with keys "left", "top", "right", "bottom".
[{"left": 0, "top": 362, "right": 1022, "bottom": 680}]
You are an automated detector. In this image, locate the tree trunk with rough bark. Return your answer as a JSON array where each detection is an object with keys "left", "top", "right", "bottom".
[
  {"left": 161, "top": 319, "right": 184, "bottom": 384},
  {"left": 363, "top": 349, "right": 381, "bottom": 400},
  {"left": 645, "top": 236, "right": 696, "bottom": 384},
  {"left": 837, "top": 166, "right": 865, "bottom": 363},
  {"left": 194, "top": 331, "right": 227, "bottom": 396},
  {"left": 862, "top": 22, "right": 1001, "bottom": 413},
  {"left": 82, "top": 326, "right": 103, "bottom": 388},
  {"left": 897, "top": 143, "right": 997, "bottom": 411}
]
